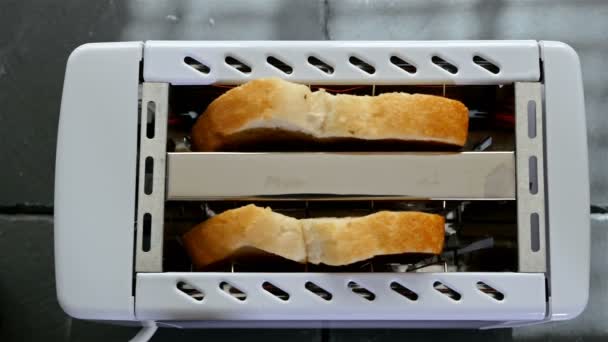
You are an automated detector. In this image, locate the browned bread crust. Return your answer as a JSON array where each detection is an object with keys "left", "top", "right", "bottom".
[
  {"left": 182, "top": 204, "right": 445, "bottom": 268},
  {"left": 191, "top": 78, "right": 469, "bottom": 151}
]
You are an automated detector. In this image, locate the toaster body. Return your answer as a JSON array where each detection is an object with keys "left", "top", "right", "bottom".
[{"left": 55, "top": 40, "right": 589, "bottom": 328}]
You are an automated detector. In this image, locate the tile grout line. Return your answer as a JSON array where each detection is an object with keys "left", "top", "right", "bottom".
[{"left": 321, "top": 0, "right": 330, "bottom": 40}]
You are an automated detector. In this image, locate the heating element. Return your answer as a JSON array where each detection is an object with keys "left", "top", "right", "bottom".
[{"left": 55, "top": 41, "right": 589, "bottom": 328}]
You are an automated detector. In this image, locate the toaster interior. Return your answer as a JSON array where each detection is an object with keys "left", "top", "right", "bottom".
[{"left": 150, "top": 83, "right": 520, "bottom": 274}]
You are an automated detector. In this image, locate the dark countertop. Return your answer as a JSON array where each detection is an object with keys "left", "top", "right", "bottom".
[{"left": 1, "top": 0, "right": 606, "bottom": 341}]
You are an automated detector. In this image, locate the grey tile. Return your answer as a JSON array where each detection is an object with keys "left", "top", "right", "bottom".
[
  {"left": 150, "top": 328, "right": 322, "bottom": 342},
  {"left": 0, "top": 215, "right": 69, "bottom": 341},
  {"left": 326, "top": 328, "right": 513, "bottom": 342},
  {"left": 121, "top": 0, "right": 325, "bottom": 41},
  {"left": 328, "top": 0, "right": 608, "bottom": 204},
  {"left": 0, "top": 0, "right": 131, "bottom": 207}
]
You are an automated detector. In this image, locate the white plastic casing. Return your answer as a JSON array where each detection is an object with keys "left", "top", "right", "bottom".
[
  {"left": 541, "top": 41, "right": 590, "bottom": 320},
  {"left": 54, "top": 41, "right": 589, "bottom": 326},
  {"left": 55, "top": 42, "right": 141, "bottom": 320}
]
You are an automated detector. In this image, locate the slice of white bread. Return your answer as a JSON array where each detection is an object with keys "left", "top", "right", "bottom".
[
  {"left": 191, "top": 78, "right": 469, "bottom": 151},
  {"left": 182, "top": 204, "right": 445, "bottom": 268}
]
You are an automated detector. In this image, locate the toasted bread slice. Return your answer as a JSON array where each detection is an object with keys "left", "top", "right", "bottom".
[
  {"left": 182, "top": 204, "right": 445, "bottom": 268},
  {"left": 191, "top": 78, "right": 469, "bottom": 151}
]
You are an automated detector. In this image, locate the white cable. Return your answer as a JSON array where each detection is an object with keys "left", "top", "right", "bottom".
[{"left": 129, "top": 321, "right": 158, "bottom": 342}]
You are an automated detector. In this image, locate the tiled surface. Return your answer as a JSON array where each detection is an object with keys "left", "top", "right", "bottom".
[{"left": 1, "top": 0, "right": 607, "bottom": 341}]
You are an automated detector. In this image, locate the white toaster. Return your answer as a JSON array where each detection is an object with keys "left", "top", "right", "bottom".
[{"left": 55, "top": 40, "right": 589, "bottom": 329}]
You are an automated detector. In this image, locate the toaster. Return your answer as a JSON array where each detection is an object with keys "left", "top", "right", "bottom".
[{"left": 55, "top": 41, "right": 589, "bottom": 329}]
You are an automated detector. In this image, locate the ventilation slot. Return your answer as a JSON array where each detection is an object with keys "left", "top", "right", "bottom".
[
  {"left": 142, "top": 213, "right": 151, "bottom": 252},
  {"left": 431, "top": 56, "right": 458, "bottom": 74},
  {"left": 146, "top": 101, "right": 155, "bottom": 139},
  {"left": 177, "top": 281, "right": 205, "bottom": 301},
  {"left": 262, "top": 281, "right": 290, "bottom": 301},
  {"left": 473, "top": 55, "right": 500, "bottom": 74},
  {"left": 390, "top": 281, "right": 418, "bottom": 301},
  {"left": 305, "top": 281, "right": 332, "bottom": 301},
  {"left": 184, "top": 56, "right": 210, "bottom": 74},
  {"left": 433, "top": 281, "right": 461, "bottom": 301},
  {"left": 220, "top": 281, "right": 246, "bottom": 301},
  {"left": 267, "top": 56, "right": 293, "bottom": 74},
  {"left": 144, "top": 157, "right": 154, "bottom": 195},
  {"left": 476, "top": 281, "right": 504, "bottom": 301},
  {"left": 225, "top": 56, "right": 252, "bottom": 74},
  {"left": 308, "top": 56, "right": 334, "bottom": 74},
  {"left": 529, "top": 156, "right": 538, "bottom": 194},
  {"left": 530, "top": 213, "right": 540, "bottom": 252},
  {"left": 390, "top": 56, "right": 417, "bottom": 74},
  {"left": 348, "top": 281, "right": 375, "bottom": 301},
  {"left": 528, "top": 100, "right": 537, "bottom": 138},
  {"left": 349, "top": 56, "right": 375, "bottom": 74}
]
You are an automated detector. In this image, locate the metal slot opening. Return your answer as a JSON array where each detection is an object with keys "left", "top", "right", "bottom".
[
  {"left": 162, "top": 200, "right": 519, "bottom": 273},
  {"left": 349, "top": 56, "right": 375, "bottom": 74},
  {"left": 146, "top": 101, "right": 155, "bottom": 139},
  {"left": 142, "top": 213, "right": 152, "bottom": 252},
  {"left": 390, "top": 55, "right": 417, "bottom": 74},
  {"left": 476, "top": 281, "right": 504, "bottom": 301},
  {"left": 528, "top": 100, "right": 537, "bottom": 138},
  {"left": 144, "top": 156, "right": 153, "bottom": 195},
  {"left": 262, "top": 281, "right": 290, "bottom": 301},
  {"left": 432, "top": 55, "right": 458, "bottom": 74},
  {"left": 267, "top": 56, "right": 293, "bottom": 74},
  {"left": 473, "top": 55, "right": 500, "bottom": 74},
  {"left": 348, "top": 281, "right": 376, "bottom": 301},
  {"left": 184, "top": 56, "right": 210, "bottom": 74},
  {"left": 530, "top": 213, "right": 540, "bottom": 252},
  {"left": 225, "top": 56, "right": 251, "bottom": 74},
  {"left": 529, "top": 156, "right": 538, "bottom": 194},
  {"left": 305, "top": 281, "right": 332, "bottom": 300},
  {"left": 219, "top": 281, "right": 246, "bottom": 301},
  {"left": 307, "top": 56, "right": 334, "bottom": 74},
  {"left": 433, "top": 281, "right": 461, "bottom": 301},
  {"left": 390, "top": 281, "right": 418, "bottom": 301},
  {"left": 177, "top": 281, "right": 205, "bottom": 301},
  {"left": 167, "top": 84, "right": 515, "bottom": 153}
]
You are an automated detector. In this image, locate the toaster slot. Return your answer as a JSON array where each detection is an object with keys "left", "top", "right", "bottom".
[
  {"left": 134, "top": 81, "right": 545, "bottom": 275},
  {"left": 166, "top": 83, "right": 515, "bottom": 153},
  {"left": 161, "top": 199, "right": 518, "bottom": 273}
]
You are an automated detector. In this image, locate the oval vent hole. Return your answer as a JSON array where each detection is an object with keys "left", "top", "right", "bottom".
[
  {"left": 348, "top": 281, "right": 375, "bottom": 301},
  {"left": 219, "top": 281, "right": 246, "bottom": 301},
  {"left": 431, "top": 56, "right": 458, "bottom": 74},
  {"left": 433, "top": 281, "right": 461, "bottom": 301},
  {"left": 144, "top": 156, "right": 153, "bottom": 195},
  {"left": 476, "top": 281, "right": 504, "bottom": 301},
  {"left": 267, "top": 56, "right": 293, "bottom": 74},
  {"left": 225, "top": 56, "right": 252, "bottom": 74},
  {"left": 262, "top": 281, "right": 290, "bottom": 301},
  {"left": 390, "top": 281, "right": 418, "bottom": 301},
  {"left": 142, "top": 213, "right": 151, "bottom": 252},
  {"left": 184, "top": 56, "right": 210, "bottom": 74},
  {"left": 305, "top": 281, "right": 332, "bottom": 301},
  {"left": 473, "top": 55, "right": 500, "bottom": 74},
  {"left": 146, "top": 101, "right": 155, "bottom": 139},
  {"left": 177, "top": 281, "right": 205, "bottom": 301},
  {"left": 308, "top": 56, "right": 334, "bottom": 74},
  {"left": 390, "top": 56, "right": 417, "bottom": 74},
  {"left": 349, "top": 56, "right": 375, "bottom": 74}
]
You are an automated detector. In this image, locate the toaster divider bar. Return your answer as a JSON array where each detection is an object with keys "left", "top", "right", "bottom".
[
  {"left": 135, "top": 82, "right": 169, "bottom": 272},
  {"left": 165, "top": 152, "right": 516, "bottom": 201},
  {"left": 515, "top": 82, "right": 546, "bottom": 273}
]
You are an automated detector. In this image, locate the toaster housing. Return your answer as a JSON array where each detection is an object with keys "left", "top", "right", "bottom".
[{"left": 54, "top": 40, "right": 589, "bottom": 328}]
